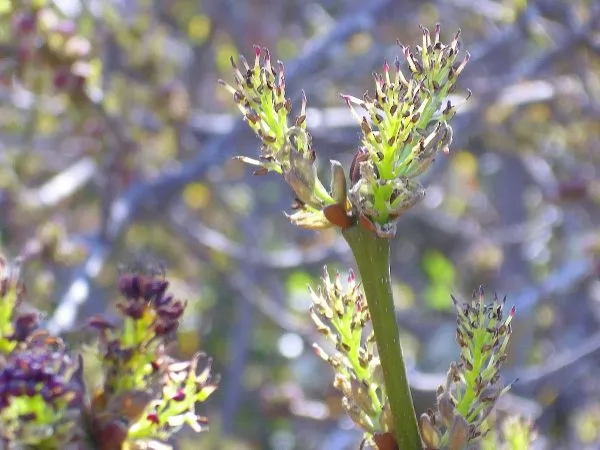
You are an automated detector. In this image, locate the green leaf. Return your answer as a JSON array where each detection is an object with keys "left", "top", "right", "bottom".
[
  {"left": 286, "top": 271, "right": 313, "bottom": 295},
  {"left": 422, "top": 250, "right": 456, "bottom": 310},
  {"left": 422, "top": 249, "right": 455, "bottom": 284},
  {"left": 424, "top": 283, "right": 453, "bottom": 310}
]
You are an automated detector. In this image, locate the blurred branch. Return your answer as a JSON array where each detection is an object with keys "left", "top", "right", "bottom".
[
  {"left": 219, "top": 218, "right": 258, "bottom": 435},
  {"left": 164, "top": 205, "right": 331, "bottom": 349},
  {"left": 19, "top": 157, "right": 97, "bottom": 209},
  {"left": 514, "top": 330, "right": 600, "bottom": 391},
  {"left": 165, "top": 207, "right": 325, "bottom": 433},
  {"left": 443, "top": 0, "right": 514, "bottom": 20},
  {"left": 167, "top": 205, "right": 349, "bottom": 269},
  {"left": 45, "top": 0, "right": 600, "bottom": 344},
  {"left": 46, "top": 0, "right": 393, "bottom": 334}
]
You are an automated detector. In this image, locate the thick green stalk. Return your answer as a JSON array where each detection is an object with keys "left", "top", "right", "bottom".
[{"left": 343, "top": 225, "right": 421, "bottom": 449}]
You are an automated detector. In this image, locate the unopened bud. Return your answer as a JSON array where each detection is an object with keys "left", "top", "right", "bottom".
[
  {"left": 349, "top": 148, "right": 370, "bottom": 185},
  {"left": 350, "top": 377, "right": 377, "bottom": 417},
  {"left": 343, "top": 397, "right": 375, "bottom": 432},
  {"left": 437, "top": 391, "right": 455, "bottom": 428},
  {"left": 388, "top": 178, "right": 426, "bottom": 216},
  {"left": 334, "top": 373, "right": 352, "bottom": 397},
  {"left": 329, "top": 160, "right": 348, "bottom": 207},
  {"left": 447, "top": 415, "right": 469, "bottom": 450},
  {"left": 419, "top": 413, "right": 442, "bottom": 449},
  {"left": 379, "top": 401, "right": 394, "bottom": 432},
  {"left": 283, "top": 159, "right": 319, "bottom": 208},
  {"left": 309, "top": 308, "right": 331, "bottom": 336},
  {"left": 312, "top": 343, "right": 331, "bottom": 363}
]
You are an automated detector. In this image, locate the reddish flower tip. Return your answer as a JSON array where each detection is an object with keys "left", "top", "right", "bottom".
[
  {"left": 509, "top": 305, "right": 516, "bottom": 317},
  {"left": 87, "top": 315, "right": 117, "bottom": 331},
  {"left": 478, "top": 285, "right": 485, "bottom": 298},
  {"left": 172, "top": 389, "right": 186, "bottom": 402},
  {"left": 434, "top": 23, "right": 441, "bottom": 42},
  {"left": 348, "top": 269, "right": 355, "bottom": 281},
  {"left": 340, "top": 94, "right": 352, "bottom": 107}
]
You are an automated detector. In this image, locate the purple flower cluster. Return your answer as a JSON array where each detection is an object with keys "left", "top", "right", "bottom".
[{"left": 0, "top": 336, "right": 84, "bottom": 410}]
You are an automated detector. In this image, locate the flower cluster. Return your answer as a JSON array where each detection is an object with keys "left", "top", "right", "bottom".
[
  {"left": 6, "top": 1, "right": 95, "bottom": 102},
  {"left": 220, "top": 24, "right": 469, "bottom": 238},
  {"left": 219, "top": 47, "right": 345, "bottom": 230},
  {"left": 91, "top": 272, "right": 188, "bottom": 395},
  {"left": 0, "top": 333, "right": 86, "bottom": 448},
  {"left": 309, "top": 267, "right": 392, "bottom": 444},
  {"left": 343, "top": 24, "right": 468, "bottom": 237},
  {"left": 0, "top": 258, "right": 86, "bottom": 448},
  {"left": 88, "top": 270, "right": 219, "bottom": 449},
  {"left": 0, "top": 256, "right": 217, "bottom": 450},
  {"left": 419, "top": 287, "right": 515, "bottom": 449}
]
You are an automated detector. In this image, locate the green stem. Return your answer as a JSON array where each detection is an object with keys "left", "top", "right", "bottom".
[{"left": 343, "top": 225, "right": 421, "bottom": 449}]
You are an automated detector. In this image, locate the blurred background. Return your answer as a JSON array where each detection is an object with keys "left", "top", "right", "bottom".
[{"left": 1, "top": 0, "right": 600, "bottom": 448}]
